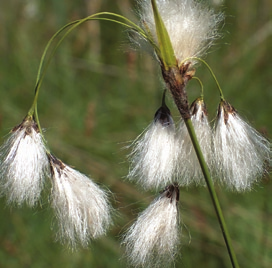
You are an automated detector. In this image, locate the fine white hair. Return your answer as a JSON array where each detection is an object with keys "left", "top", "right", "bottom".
[
  {"left": 176, "top": 99, "right": 213, "bottom": 185},
  {"left": 134, "top": 0, "right": 224, "bottom": 65},
  {"left": 49, "top": 155, "right": 112, "bottom": 249},
  {"left": 128, "top": 109, "right": 177, "bottom": 190},
  {"left": 0, "top": 119, "right": 49, "bottom": 206},
  {"left": 122, "top": 184, "right": 181, "bottom": 268},
  {"left": 213, "top": 101, "right": 271, "bottom": 191}
]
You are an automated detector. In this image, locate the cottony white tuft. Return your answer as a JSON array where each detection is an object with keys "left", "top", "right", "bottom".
[
  {"left": 49, "top": 155, "right": 112, "bottom": 249},
  {"left": 0, "top": 118, "right": 49, "bottom": 206},
  {"left": 176, "top": 98, "right": 213, "bottom": 185},
  {"left": 135, "top": 0, "right": 223, "bottom": 65},
  {"left": 128, "top": 105, "right": 177, "bottom": 190},
  {"left": 122, "top": 184, "right": 180, "bottom": 268},
  {"left": 213, "top": 101, "right": 271, "bottom": 191}
]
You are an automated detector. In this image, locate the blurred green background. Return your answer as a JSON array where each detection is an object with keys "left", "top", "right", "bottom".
[{"left": 0, "top": 0, "right": 271, "bottom": 267}]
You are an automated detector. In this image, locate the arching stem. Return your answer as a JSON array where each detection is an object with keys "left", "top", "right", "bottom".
[
  {"left": 180, "top": 57, "right": 225, "bottom": 100},
  {"left": 26, "top": 12, "right": 151, "bottom": 137}
]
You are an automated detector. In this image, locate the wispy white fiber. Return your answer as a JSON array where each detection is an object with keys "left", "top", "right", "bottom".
[
  {"left": 0, "top": 118, "right": 49, "bottom": 206},
  {"left": 128, "top": 106, "right": 177, "bottom": 190},
  {"left": 213, "top": 101, "right": 271, "bottom": 191},
  {"left": 134, "top": 0, "right": 224, "bottom": 65},
  {"left": 176, "top": 99, "right": 213, "bottom": 185},
  {"left": 49, "top": 155, "right": 112, "bottom": 249},
  {"left": 122, "top": 185, "right": 180, "bottom": 268}
]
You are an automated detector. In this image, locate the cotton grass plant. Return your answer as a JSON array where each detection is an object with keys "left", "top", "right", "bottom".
[{"left": 0, "top": 0, "right": 270, "bottom": 267}]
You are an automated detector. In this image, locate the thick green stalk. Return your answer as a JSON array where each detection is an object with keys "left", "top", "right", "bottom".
[{"left": 184, "top": 118, "right": 240, "bottom": 268}]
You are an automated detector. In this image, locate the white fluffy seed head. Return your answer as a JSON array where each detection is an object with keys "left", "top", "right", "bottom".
[
  {"left": 134, "top": 0, "right": 224, "bottom": 65},
  {"left": 49, "top": 155, "right": 112, "bottom": 249},
  {"left": 0, "top": 118, "right": 49, "bottom": 206},
  {"left": 122, "top": 184, "right": 180, "bottom": 268},
  {"left": 176, "top": 99, "right": 213, "bottom": 186},
  {"left": 128, "top": 105, "right": 178, "bottom": 190},
  {"left": 213, "top": 101, "right": 271, "bottom": 191}
]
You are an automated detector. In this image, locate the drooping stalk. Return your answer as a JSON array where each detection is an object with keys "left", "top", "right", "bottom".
[{"left": 27, "top": 12, "right": 153, "bottom": 139}]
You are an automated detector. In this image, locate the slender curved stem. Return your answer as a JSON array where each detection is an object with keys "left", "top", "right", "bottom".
[
  {"left": 180, "top": 57, "right": 225, "bottom": 100},
  {"left": 27, "top": 12, "right": 151, "bottom": 137},
  {"left": 184, "top": 118, "right": 240, "bottom": 268},
  {"left": 191, "top": 76, "right": 204, "bottom": 98}
]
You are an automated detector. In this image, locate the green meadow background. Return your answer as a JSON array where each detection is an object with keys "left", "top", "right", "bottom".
[{"left": 0, "top": 0, "right": 271, "bottom": 267}]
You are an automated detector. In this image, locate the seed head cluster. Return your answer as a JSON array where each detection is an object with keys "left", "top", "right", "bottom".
[
  {"left": 128, "top": 98, "right": 270, "bottom": 191},
  {"left": 125, "top": 95, "right": 270, "bottom": 266},
  {"left": 0, "top": 117, "right": 112, "bottom": 248}
]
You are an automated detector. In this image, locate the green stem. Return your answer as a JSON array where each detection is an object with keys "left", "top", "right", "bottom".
[{"left": 184, "top": 118, "right": 240, "bottom": 268}]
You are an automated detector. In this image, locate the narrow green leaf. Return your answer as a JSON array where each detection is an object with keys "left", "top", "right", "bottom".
[{"left": 151, "top": 0, "right": 176, "bottom": 69}]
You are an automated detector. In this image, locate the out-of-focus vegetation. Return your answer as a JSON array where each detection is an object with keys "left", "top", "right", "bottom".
[{"left": 0, "top": 0, "right": 271, "bottom": 267}]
